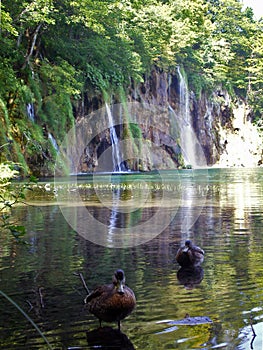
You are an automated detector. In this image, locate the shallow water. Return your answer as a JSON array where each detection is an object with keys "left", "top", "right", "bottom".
[{"left": 0, "top": 168, "right": 263, "bottom": 349}]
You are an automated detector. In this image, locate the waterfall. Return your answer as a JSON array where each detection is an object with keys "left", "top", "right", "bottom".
[
  {"left": 176, "top": 66, "right": 197, "bottom": 167},
  {"left": 105, "top": 103, "right": 126, "bottom": 172},
  {"left": 26, "top": 103, "right": 35, "bottom": 122},
  {"left": 204, "top": 101, "right": 213, "bottom": 129},
  {"left": 48, "top": 132, "right": 59, "bottom": 152},
  {"left": 177, "top": 67, "right": 190, "bottom": 126}
]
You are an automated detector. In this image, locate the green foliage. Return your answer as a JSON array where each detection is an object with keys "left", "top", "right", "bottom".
[
  {"left": 0, "top": 0, "right": 262, "bottom": 174},
  {"left": 129, "top": 123, "right": 143, "bottom": 140},
  {"left": 39, "top": 59, "right": 81, "bottom": 97},
  {"left": 203, "top": 0, "right": 258, "bottom": 95},
  {"left": 1, "top": 0, "right": 262, "bottom": 97},
  {"left": 0, "top": 162, "right": 37, "bottom": 243},
  {"left": 0, "top": 99, "right": 12, "bottom": 157},
  {"left": 38, "top": 59, "right": 78, "bottom": 140},
  {"left": 42, "top": 94, "right": 75, "bottom": 141},
  {"left": 245, "top": 24, "right": 263, "bottom": 119},
  {"left": 0, "top": 3, "right": 18, "bottom": 36},
  {"left": 0, "top": 163, "right": 19, "bottom": 188}
]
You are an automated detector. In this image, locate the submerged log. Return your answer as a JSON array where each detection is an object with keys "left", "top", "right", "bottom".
[{"left": 157, "top": 314, "right": 213, "bottom": 326}]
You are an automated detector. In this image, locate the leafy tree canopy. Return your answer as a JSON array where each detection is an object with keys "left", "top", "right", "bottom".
[{"left": 0, "top": 0, "right": 262, "bottom": 172}]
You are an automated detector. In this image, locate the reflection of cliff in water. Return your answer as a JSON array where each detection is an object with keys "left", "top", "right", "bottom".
[
  {"left": 86, "top": 326, "right": 135, "bottom": 349},
  {"left": 67, "top": 173, "right": 175, "bottom": 247}
]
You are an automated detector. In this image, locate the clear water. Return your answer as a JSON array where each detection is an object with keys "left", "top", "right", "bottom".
[{"left": 0, "top": 168, "right": 263, "bottom": 349}]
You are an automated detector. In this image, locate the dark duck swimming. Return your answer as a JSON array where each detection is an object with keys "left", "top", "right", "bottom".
[
  {"left": 84, "top": 269, "right": 136, "bottom": 330},
  {"left": 176, "top": 240, "right": 204, "bottom": 267}
]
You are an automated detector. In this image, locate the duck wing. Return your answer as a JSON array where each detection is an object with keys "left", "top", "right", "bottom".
[
  {"left": 84, "top": 285, "right": 106, "bottom": 304},
  {"left": 193, "top": 246, "right": 204, "bottom": 255},
  {"left": 176, "top": 247, "right": 192, "bottom": 266}
]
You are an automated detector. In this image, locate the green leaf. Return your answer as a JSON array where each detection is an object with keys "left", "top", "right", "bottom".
[{"left": 9, "top": 225, "right": 26, "bottom": 236}]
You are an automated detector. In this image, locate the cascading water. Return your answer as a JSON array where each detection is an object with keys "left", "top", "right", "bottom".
[
  {"left": 168, "top": 69, "right": 208, "bottom": 235},
  {"left": 48, "top": 132, "right": 59, "bottom": 152},
  {"left": 105, "top": 103, "right": 126, "bottom": 172},
  {"left": 177, "top": 67, "right": 190, "bottom": 126},
  {"left": 26, "top": 103, "right": 35, "bottom": 122},
  {"left": 204, "top": 101, "right": 213, "bottom": 130},
  {"left": 176, "top": 66, "right": 197, "bottom": 167}
]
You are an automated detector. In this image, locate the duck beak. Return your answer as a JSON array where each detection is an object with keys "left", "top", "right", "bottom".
[{"left": 117, "top": 281, "right": 125, "bottom": 294}]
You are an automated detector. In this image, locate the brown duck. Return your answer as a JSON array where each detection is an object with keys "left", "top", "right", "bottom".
[
  {"left": 176, "top": 240, "right": 204, "bottom": 267},
  {"left": 84, "top": 269, "right": 136, "bottom": 330}
]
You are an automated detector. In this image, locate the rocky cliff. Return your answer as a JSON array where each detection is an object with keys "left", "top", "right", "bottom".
[{"left": 62, "top": 67, "right": 262, "bottom": 175}]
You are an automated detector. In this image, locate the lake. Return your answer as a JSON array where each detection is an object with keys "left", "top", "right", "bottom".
[{"left": 0, "top": 168, "right": 263, "bottom": 349}]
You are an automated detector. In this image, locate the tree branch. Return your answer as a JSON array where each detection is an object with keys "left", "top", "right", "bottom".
[
  {"left": 249, "top": 314, "right": 256, "bottom": 349},
  {"left": 74, "top": 272, "right": 90, "bottom": 294},
  {"left": 22, "top": 23, "right": 42, "bottom": 69}
]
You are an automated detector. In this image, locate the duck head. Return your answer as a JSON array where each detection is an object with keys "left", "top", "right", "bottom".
[
  {"left": 185, "top": 240, "right": 192, "bottom": 247},
  {"left": 113, "top": 269, "right": 126, "bottom": 294},
  {"left": 182, "top": 240, "right": 192, "bottom": 252}
]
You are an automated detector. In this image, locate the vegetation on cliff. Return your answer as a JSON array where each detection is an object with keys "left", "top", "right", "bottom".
[{"left": 0, "top": 0, "right": 262, "bottom": 174}]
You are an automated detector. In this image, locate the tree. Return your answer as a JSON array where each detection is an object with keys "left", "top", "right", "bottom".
[
  {"left": 0, "top": 0, "right": 262, "bottom": 174},
  {"left": 246, "top": 23, "right": 263, "bottom": 119}
]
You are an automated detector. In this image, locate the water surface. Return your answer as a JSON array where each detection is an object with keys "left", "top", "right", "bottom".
[{"left": 0, "top": 168, "right": 263, "bottom": 349}]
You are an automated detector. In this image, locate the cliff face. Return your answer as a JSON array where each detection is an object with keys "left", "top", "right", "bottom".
[
  {"left": 193, "top": 91, "right": 262, "bottom": 167},
  {"left": 66, "top": 67, "right": 262, "bottom": 174},
  {"left": 66, "top": 98, "right": 183, "bottom": 174}
]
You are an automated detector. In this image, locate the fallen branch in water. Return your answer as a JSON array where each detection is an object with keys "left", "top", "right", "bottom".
[
  {"left": 74, "top": 272, "right": 90, "bottom": 294},
  {"left": 39, "top": 287, "right": 44, "bottom": 308},
  {"left": 250, "top": 314, "right": 256, "bottom": 349},
  {"left": 26, "top": 299, "right": 33, "bottom": 312}
]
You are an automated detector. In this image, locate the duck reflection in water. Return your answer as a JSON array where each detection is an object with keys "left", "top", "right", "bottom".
[
  {"left": 176, "top": 240, "right": 204, "bottom": 267},
  {"left": 86, "top": 326, "right": 135, "bottom": 349},
  {"left": 177, "top": 265, "right": 204, "bottom": 289},
  {"left": 84, "top": 269, "right": 136, "bottom": 331}
]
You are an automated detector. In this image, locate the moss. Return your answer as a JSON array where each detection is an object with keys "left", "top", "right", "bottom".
[
  {"left": 129, "top": 123, "right": 142, "bottom": 139},
  {"left": 11, "top": 141, "right": 29, "bottom": 175},
  {"left": 28, "top": 75, "right": 43, "bottom": 113},
  {"left": 41, "top": 93, "right": 74, "bottom": 142},
  {"left": 0, "top": 98, "right": 13, "bottom": 162}
]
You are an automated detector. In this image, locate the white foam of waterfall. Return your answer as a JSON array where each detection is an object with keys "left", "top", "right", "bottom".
[
  {"left": 105, "top": 103, "right": 124, "bottom": 172},
  {"left": 177, "top": 67, "right": 190, "bottom": 126},
  {"left": 48, "top": 132, "right": 59, "bottom": 152},
  {"left": 26, "top": 103, "right": 35, "bottom": 122},
  {"left": 204, "top": 101, "right": 213, "bottom": 129},
  {"left": 176, "top": 66, "right": 197, "bottom": 167}
]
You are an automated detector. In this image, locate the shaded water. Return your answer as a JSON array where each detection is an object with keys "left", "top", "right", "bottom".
[{"left": 1, "top": 168, "right": 263, "bottom": 349}]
